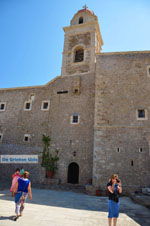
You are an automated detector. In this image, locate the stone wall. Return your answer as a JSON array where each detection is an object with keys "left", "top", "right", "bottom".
[
  {"left": 63, "top": 32, "right": 91, "bottom": 75},
  {"left": 93, "top": 52, "right": 150, "bottom": 192},
  {"left": 0, "top": 72, "right": 95, "bottom": 185}
]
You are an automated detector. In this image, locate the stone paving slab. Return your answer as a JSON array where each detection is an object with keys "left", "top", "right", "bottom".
[{"left": 0, "top": 188, "right": 150, "bottom": 226}]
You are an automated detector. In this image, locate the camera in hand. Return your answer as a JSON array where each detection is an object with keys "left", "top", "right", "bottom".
[{"left": 116, "top": 179, "right": 120, "bottom": 183}]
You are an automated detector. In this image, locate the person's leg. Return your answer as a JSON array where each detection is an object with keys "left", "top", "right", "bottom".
[
  {"left": 108, "top": 200, "right": 113, "bottom": 226},
  {"left": 113, "top": 201, "right": 119, "bottom": 226},
  {"left": 19, "top": 193, "right": 27, "bottom": 216},
  {"left": 113, "top": 217, "right": 117, "bottom": 226},
  {"left": 20, "top": 203, "right": 24, "bottom": 216},
  {"left": 108, "top": 218, "right": 112, "bottom": 226},
  {"left": 15, "top": 202, "right": 21, "bottom": 216},
  {"left": 14, "top": 192, "right": 24, "bottom": 220},
  {"left": 14, "top": 203, "right": 21, "bottom": 221}
]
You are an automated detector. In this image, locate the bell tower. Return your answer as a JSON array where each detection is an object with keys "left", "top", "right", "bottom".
[{"left": 61, "top": 6, "right": 103, "bottom": 76}]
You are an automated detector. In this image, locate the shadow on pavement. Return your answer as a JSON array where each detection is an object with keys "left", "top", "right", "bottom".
[
  {"left": 0, "top": 188, "right": 150, "bottom": 226},
  {"left": 0, "top": 215, "right": 16, "bottom": 221}
]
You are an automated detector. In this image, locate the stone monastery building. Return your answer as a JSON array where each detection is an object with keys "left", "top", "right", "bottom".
[{"left": 0, "top": 8, "right": 150, "bottom": 192}]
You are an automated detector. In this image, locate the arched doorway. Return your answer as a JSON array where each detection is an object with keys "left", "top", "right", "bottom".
[{"left": 67, "top": 162, "right": 79, "bottom": 184}]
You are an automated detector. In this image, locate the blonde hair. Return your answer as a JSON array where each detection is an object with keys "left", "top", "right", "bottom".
[
  {"left": 23, "top": 171, "right": 30, "bottom": 178},
  {"left": 110, "top": 174, "right": 118, "bottom": 180}
]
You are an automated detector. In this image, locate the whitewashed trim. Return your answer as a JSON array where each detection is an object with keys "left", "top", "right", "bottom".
[
  {"left": 70, "top": 114, "right": 80, "bottom": 124},
  {"left": 23, "top": 134, "right": 31, "bottom": 142},
  {"left": 41, "top": 100, "right": 50, "bottom": 111},
  {"left": 24, "top": 101, "right": 32, "bottom": 111},
  {"left": 0, "top": 102, "right": 6, "bottom": 112},
  {"left": 136, "top": 109, "right": 148, "bottom": 120}
]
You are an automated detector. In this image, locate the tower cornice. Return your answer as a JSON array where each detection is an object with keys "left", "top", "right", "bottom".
[
  {"left": 63, "top": 21, "right": 103, "bottom": 46},
  {"left": 63, "top": 20, "right": 98, "bottom": 32}
]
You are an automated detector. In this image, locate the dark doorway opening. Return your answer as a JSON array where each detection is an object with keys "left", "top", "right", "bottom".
[{"left": 67, "top": 162, "right": 79, "bottom": 184}]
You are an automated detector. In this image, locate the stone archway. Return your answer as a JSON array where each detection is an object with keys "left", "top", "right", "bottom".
[{"left": 67, "top": 162, "right": 79, "bottom": 184}]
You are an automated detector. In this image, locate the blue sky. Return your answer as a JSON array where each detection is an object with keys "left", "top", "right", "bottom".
[{"left": 0, "top": 0, "right": 150, "bottom": 88}]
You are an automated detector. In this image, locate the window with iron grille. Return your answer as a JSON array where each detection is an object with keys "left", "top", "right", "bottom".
[
  {"left": 136, "top": 109, "right": 147, "bottom": 120},
  {"left": 138, "top": 109, "right": 145, "bottom": 118},
  {"left": 71, "top": 114, "right": 80, "bottom": 124}
]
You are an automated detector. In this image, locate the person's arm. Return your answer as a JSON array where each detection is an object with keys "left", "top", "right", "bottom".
[
  {"left": 107, "top": 182, "right": 115, "bottom": 193},
  {"left": 118, "top": 181, "right": 122, "bottom": 193},
  {"left": 13, "top": 180, "right": 18, "bottom": 193},
  {"left": 28, "top": 182, "right": 32, "bottom": 200},
  {"left": 12, "top": 173, "right": 15, "bottom": 179}
]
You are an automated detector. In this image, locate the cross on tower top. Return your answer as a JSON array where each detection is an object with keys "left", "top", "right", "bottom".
[{"left": 82, "top": 4, "right": 88, "bottom": 10}]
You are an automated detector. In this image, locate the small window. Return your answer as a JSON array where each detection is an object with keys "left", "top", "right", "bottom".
[
  {"left": 57, "top": 90, "right": 68, "bottom": 94},
  {"left": 74, "top": 48, "right": 84, "bottom": 62},
  {"left": 24, "top": 101, "right": 32, "bottom": 111},
  {"left": 79, "top": 17, "right": 83, "bottom": 24},
  {"left": 139, "top": 148, "right": 143, "bottom": 153},
  {"left": 24, "top": 134, "right": 30, "bottom": 142},
  {"left": 147, "top": 65, "right": 150, "bottom": 77},
  {"left": 69, "top": 140, "right": 72, "bottom": 145},
  {"left": 0, "top": 133, "right": 3, "bottom": 142},
  {"left": 43, "top": 102, "right": 49, "bottom": 109},
  {"left": 41, "top": 101, "right": 50, "bottom": 111},
  {"left": 117, "top": 148, "right": 120, "bottom": 153},
  {"left": 74, "top": 89, "right": 78, "bottom": 93},
  {"left": 137, "top": 109, "right": 147, "bottom": 120},
  {"left": 71, "top": 114, "right": 80, "bottom": 124},
  {"left": 0, "top": 102, "right": 6, "bottom": 111},
  {"left": 131, "top": 160, "right": 134, "bottom": 166},
  {"left": 73, "top": 151, "right": 76, "bottom": 156},
  {"left": 73, "top": 115, "right": 78, "bottom": 123},
  {"left": 73, "top": 88, "right": 80, "bottom": 95},
  {"left": 138, "top": 109, "right": 145, "bottom": 118}
]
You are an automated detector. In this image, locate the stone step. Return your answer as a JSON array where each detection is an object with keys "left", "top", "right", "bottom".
[
  {"left": 32, "top": 182, "right": 86, "bottom": 193},
  {"left": 130, "top": 193, "right": 150, "bottom": 209}
]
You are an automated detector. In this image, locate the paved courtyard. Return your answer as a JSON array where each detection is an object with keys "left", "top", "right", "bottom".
[{"left": 0, "top": 188, "right": 150, "bottom": 226}]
